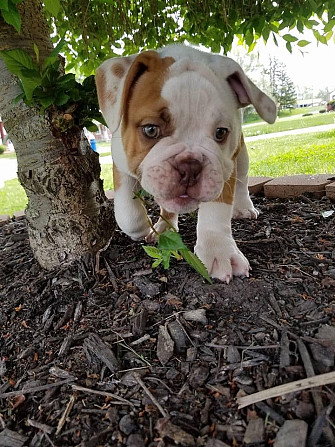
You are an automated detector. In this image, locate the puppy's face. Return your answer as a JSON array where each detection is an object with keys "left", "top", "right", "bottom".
[
  {"left": 96, "top": 47, "right": 276, "bottom": 214},
  {"left": 121, "top": 57, "right": 241, "bottom": 214}
]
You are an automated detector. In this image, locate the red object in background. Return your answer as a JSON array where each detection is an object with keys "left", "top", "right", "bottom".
[{"left": 0, "top": 120, "right": 6, "bottom": 146}]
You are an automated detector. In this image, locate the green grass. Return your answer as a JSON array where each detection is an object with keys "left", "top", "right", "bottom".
[
  {"left": 0, "top": 178, "right": 28, "bottom": 215},
  {"left": 243, "top": 112, "right": 334, "bottom": 137},
  {"left": 278, "top": 106, "right": 322, "bottom": 117},
  {"left": 101, "top": 164, "right": 114, "bottom": 189},
  {"left": 248, "top": 130, "right": 335, "bottom": 177},
  {"left": 0, "top": 152, "right": 17, "bottom": 159},
  {"left": 243, "top": 105, "right": 323, "bottom": 124}
]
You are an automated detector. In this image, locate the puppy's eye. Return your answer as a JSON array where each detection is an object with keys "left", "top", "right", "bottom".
[
  {"left": 214, "top": 127, "right": 229, "bottom": 142},
  {"left": 142, "top": 125, "right": 160, "bottom": 139}
]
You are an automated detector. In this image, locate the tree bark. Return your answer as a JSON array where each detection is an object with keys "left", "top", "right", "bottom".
[{"left": 0, "top": 0, "right": 115, "bottom": 269}]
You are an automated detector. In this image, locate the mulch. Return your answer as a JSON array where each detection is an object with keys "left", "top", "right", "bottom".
[{"left": 0, "top": 195, "right": 334, "bottom": 447}]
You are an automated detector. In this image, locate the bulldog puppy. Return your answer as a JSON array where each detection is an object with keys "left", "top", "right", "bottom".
[{"left": 96, "top": 45, "right": 276, "bottom": 283}]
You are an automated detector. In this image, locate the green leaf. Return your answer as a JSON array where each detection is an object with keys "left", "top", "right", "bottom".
[
  {"left": 143, "top": 246, "right": 162, "bottom": 259},
  {"left": 282, "top": 34, "right": 298, "bottom": 42},
  {"left": 13, "top": 91, "right": 25, "bottom": 104},
  {"left": 272, "top": 33, "right": 278, "bottom": 46},
  {"left": 158, "top": 230, "right": 187, "bottom": 251},
  {"left": 286, "top": 41, "right": 292, "bottom": 53},
  {"left": 269, "top": 22, "right": 278, "bottom": 33},
  {"left": 313, "top": 29, "right": 327, "bottom": 44},
  {"left": 83, "top": 121, "right": 99, "bottom": 132},
  {"left": 0, "top": 0, "right": 9, "bottom": 11},
  {"left": 304, "top": 19, "right": 319, "bottom": 29},
  {"left": 1, "top": 0, "right": 21, "bottom": 33},
  {"left": 297, "top": 40, "right": 311, "bottom": 47},
  {"left": 179, "top": 249, "right": 213, "bottom": 284},
  {"left": 20, "top": 76, "right": 40, "bottom": 101},
  {"left": 296, "top": 19, "right": 304, "bottom": 33},
  {"left": 41, "top": 55, "right": 59, "bottom": 72},
  {"left": 43, "top": 0, "right": 61, "bottom": 16},
  {"left": 33, "top": 43, "right": 39, "bottom": 64},
  {"left": 0, "top": 49, "right": 36, "bottom": 76},
  {"left": 161, "top": 250, "right": 172, "bottom": 269},
  {"left": 152, "top": 259, "right": 162, "bottom": 268},
  {"left": 54, "top": 91, "right": 70, "bottom": 106},
  {"left": 325, "top": 31, "right": 333, "bottom": 41},
  {"left": 50, "top": 36, "right": 66, "bottom": 58},
  {"left": 324, "top": 19, "right": 335, "bottom": 33},
  {"left": 39, "top": 96, "right": 55, "bottom": 110}
]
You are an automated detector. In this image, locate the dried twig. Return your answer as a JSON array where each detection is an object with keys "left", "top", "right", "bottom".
[
  {"left": 56, "top": 394, "right": 75, "bottom": 436},
  {"left": 237, "top": 371, "right": 335, "bottom": 409},
  {"left": 134, "top": 373, "right": 169, "bottom": 418},
  {"left": 72, "top": 384, "right": 134, "bottom": 406},
  {"left": 206, "top": 343, "right": 280, "bottom": 350},
  {"left": 104, "top": 259, "right": 119, "bottom": 292},
  {"left": 0, "top": 379, "right": 75, "bottom": 398},
  {"left": 27, "top": 418, "right": 54, "bottom": 434}
]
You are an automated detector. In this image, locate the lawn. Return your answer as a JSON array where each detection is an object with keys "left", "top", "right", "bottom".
[
  {"left": 243, "top": 112, "right": 335, "bottom": 137},
  {"left": 1, "top": 130, "right": 334, "bottom": 215},
  {"left": 248, "top": 129, "right": 335, "bottom": 177},
  {"left": 0, "top": 178, "right": 28, "bottom": 215}
]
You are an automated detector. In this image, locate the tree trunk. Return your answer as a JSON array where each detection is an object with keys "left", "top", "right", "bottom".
[{"left": 0, "top": 0, "right": 115, "bottom": 270}]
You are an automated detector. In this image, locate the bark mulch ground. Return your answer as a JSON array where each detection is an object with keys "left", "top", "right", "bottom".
[{"left": 0, "top": 195, "right": 334, "bottom": 447}]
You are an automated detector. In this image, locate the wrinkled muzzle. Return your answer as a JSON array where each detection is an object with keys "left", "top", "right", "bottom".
[{"left": 140, "top": 144, "right": 226, "bottom": 213}]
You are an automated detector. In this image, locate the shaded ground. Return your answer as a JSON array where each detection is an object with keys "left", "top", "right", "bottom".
[{"left": 0, "top": 195, "right": 334, "bottom": 447}]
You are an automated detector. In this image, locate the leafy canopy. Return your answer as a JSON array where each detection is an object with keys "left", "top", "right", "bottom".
[
  {"left": 43, "top": 0, "right": 335, "bottom": 75},
  {"left": 1, "top": 1, "right": 334, "bottom": 76}
]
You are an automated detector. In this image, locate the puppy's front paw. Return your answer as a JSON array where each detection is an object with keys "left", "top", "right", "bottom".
[
  {"left": 233, "top": 196, "right": 259, "bottom": 219},
  {"left": 195, "top": 233, "right": 250, "bottom": 283}
]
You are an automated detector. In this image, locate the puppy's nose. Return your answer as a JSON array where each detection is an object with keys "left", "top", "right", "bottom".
[{"left": 177, "top": 158, "right": 202, "bottom": 187}]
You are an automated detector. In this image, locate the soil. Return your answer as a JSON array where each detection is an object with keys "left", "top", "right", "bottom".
[{"left": 0, "top": 195, "right": 334, "bottom": 447}]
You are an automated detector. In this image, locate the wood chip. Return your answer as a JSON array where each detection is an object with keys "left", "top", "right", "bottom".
[
  {"left": 183, "top": 308, "right": 208, "bottom": 324},
  {"left": 156, "top": 417, "right": 195, "bottom": 446},
  {"left": 243, "top": 418, "right": 264, "bottom": 444},
  {"left": 206, "top": 439, "right": 230, "bottom": 447},
  {"left": 157, "top": 325, "right": 174, "bottom": 365},
  {"left": 0, "top": 428, "right": 27, "bottom": 447},
  {"left": 83, "top": 333, "right": 119, "bottom": 373},
  {"left": 274, "top": 420, "right": 308, "bottom": 447}
]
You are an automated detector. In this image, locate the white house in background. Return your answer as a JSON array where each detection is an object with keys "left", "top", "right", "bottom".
[
  {"left": 329, "top": 90, "right": 335, "bottom": 101},
  {"left": 296, "top": 98, "right": 323, "bottom": 108}
]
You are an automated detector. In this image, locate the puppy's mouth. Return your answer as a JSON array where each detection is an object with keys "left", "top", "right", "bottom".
[{"left": 156, "top": 194, "right": 200, "bottom": 214}]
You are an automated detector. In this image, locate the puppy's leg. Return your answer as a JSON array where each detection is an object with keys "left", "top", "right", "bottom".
[
  {"left": 195, "top": 165, "right": 249, "bottom": 283},
  {"left": 145, "top": 208, "right": 179, "bottom": 243},
  {"left": 113, "top": 165, "right": 152, "bottom": 240},
  {"left": 233, "top": 135, "right": 259, "bottom": 219}
]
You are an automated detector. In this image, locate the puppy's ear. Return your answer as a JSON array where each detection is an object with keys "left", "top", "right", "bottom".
[
  {"left": 227, "top": 70, "right": 277, "bottom": 124},
  {"left": 210, "top": 56, "right": 277, "bottom": 124},
  {"left": 95, "top": 53, "right": 137, "bottom": 133},
  {"left": 96, "top": 51, "right": 173, "bottom": 132}
]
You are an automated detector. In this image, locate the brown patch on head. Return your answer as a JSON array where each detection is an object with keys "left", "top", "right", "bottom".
[
  {"left": 214, "top": 156, "right": 237, "bottom": 205},
  {"left": 95, "top": 67, "right": 107, "bottom": 112},
  {"left": 120, "top": 51, "right": 175, "bottom": 174},
  {"left": 113, "top": 164, "right": 122, "bottom": 191},
  {"left": 112, "top": 63, "right": 126, "bottom": 79},
  {"left": 106, "top": 89, "right": 117, "bottom": 106}
]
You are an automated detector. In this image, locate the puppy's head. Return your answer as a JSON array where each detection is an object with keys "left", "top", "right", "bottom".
[{"left": 96, "top": 47, "right": 276, "bottom": 213}]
